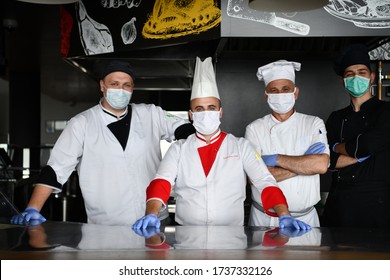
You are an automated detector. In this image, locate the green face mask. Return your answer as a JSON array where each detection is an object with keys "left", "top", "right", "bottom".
[{"left": 344, "top": 75, "right": 370, "bottom": 98}]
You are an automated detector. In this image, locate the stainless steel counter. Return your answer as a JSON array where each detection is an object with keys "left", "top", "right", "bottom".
[{"left": 1, "top": 221, "right": 390, "bottom": 260}]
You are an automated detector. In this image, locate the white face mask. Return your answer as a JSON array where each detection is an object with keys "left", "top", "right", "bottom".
[
  {"left": 191, "top": 110, "right": 221, "bottom": 135},
  {"left": 105, "top": 88, "right": 132, "bottom": 110},
  {"left": 266, "top": 89, "right": 296, "bottom": 114}
]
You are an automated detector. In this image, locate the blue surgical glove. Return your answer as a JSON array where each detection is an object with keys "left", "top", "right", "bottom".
[
  {"left": 279, "top": 227, "right": 311, "bottom": 238},
  {"left": 332, "top": 142, "right": 339, "bottom": 152},
  {"left": 279, "top": 215, "right": 311, "bottom": 230},
  {"left": 261, "top": 154, "right": 279, "bottom": 167},
  {"left": 10, "top": 207, "right": 46, "bottom": 225},
  {"left": 133, "top": 226, "right": 161, "bottom": 239},
  {"left": 357, "top": 155, "right": 370, "bottom": 163},
  {"left": 304, "top": 142, "right": 326, "bottom": 155},
  {"left": 132, "top": 214, "right": 160, "bottom": 230}
]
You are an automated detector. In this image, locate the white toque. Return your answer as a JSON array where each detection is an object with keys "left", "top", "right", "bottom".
[
  {"left": 257, "top": 60, "right": 301, "bottom": 86},
  {"left": 191, "top": 57, "right": 220, "bottom": 100}
]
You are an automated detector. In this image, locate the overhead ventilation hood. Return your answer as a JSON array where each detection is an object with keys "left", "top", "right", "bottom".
[
  {"left": 65, "top": 39, "right": 221, "bottom": 91},
  {"left": 61, "top": 0, "right": 222, "bottom": 91}
]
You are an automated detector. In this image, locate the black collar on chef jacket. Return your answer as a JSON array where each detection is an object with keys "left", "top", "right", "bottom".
[
  {"left": 349, "top": 96, "right": 379, "bottom": 113},
  {"left": 104, "top": 105, "right": 132, "bottom": 151}
]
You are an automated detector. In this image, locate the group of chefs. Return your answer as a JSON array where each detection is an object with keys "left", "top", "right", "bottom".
[{"left": 11, "top": 43, "right": 390, "bottom": 230}]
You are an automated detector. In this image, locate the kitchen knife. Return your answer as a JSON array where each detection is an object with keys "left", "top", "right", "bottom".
[{"left": 227, "top": 0, "right": 310, "bottom": 35}]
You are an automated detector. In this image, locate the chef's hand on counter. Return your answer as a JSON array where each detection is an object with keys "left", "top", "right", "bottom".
[
  {"left": 279, "top": 227, "right": 310, "bottom": 238},
  {"left": 132, "top": 199, "right": 163, "bottom": 230},
  {"left": 279, "top": 215, "right": 311, "bottom": 230},
  {"left": 132, "top": 214, "right": 161, "bottom": 230},
  {"left": 10, "top": 207, "right": 47, "bottom": 225},
  {"left": 133, "top": 224, "right": 161, "bottom": 238}
]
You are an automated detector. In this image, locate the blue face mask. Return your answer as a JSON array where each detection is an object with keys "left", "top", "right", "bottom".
[
  {"left": 344, "top": 75, "right": 370, "bottom": 98},
  {"left": 105, "top": 88, "right": 132, "bottom": 109}
]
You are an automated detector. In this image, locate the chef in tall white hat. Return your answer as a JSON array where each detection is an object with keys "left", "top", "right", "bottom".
[
  {"left": 245, "top": 59, "right": 330, "bottom": 227},
  {"left": 188, "top": 56, "right": 222, "bottom": 142},
  {"left": 133, "top": 57, "right": 311, "bottom": 230}
]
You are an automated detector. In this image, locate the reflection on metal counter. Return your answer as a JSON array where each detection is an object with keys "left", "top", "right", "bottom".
[
  {"left": 2, "top": 221, "right": 390, "bottom": 260},
  {"left": 248, "top": 227, "right": 322, "bottom": 249},
  {"left": 77, "top": 223, "right": 145, "bottom": 250},
  {"left": 173, "top": 226, "right": 247, "bottom": 249}
]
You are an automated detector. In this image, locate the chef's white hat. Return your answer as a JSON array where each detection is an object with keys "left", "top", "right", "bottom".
[
  {"left": 257, "top": 60, "right": 301, "bottom": 86},
  {"left": 191, "top": 57, "right": 220, "bottom": 100}
]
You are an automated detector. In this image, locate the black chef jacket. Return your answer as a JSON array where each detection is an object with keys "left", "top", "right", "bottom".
[{"left": 323, "top": 97, "right": 390, "bottom": 228}]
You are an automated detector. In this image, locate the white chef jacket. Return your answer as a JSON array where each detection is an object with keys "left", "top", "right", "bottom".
[
  {"left": 46, "top": 102, "right": 187, "bottom": 226},
  {"left": 245, "top": 112, "right": 330, "bottom": 227},
  {"left": 152, "top": 132, "right": 279, "bottom": 226}
]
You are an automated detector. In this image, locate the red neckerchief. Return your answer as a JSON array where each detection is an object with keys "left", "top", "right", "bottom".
[{"left": 197, "top": 132, "right": 227, "bottom": 177}]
